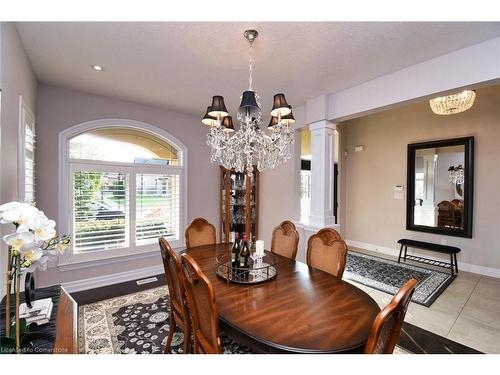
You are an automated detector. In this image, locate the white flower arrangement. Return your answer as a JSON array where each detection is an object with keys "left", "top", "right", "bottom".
[{"left": 1, "top": 201, "right": 70, "bottom": 272}]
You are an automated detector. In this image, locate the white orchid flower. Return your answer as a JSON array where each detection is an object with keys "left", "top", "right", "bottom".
[
  {"left": 16, "top": 224, "right": 30, "bottom": 233},
  {"left": 0, "top": 201, "right": 22, "bottom": 211},
  {"left": 0, "top": 201, "right": 23, "bottom": 223},
  {"left": 0, "top": 201, "right": 22, "bottom": 222},
  {"left": 22, "top": 247, "right": 44, "bottom": 263},
  {"left": 36, "top": 226, "right": 56, "bottom": 241},
  {"left": 16, "top": 203, "right": 40, "bottom": 225},
  {"left": 1, "top": 202, "right": 39, "bottom": 225},
  {"left": 27, "top": 210, "right": 47, "bottom": 230},
  {"left": 3, "top": 231, "right": 35, "bottom": 250},
  {"left": 19, "top": 242, "right": 44, "bottom": 269},
  {"left": 28, "top": 212, "right": 57, "bottom": 241},
  {"left": 23, "top": 253, "right": 49, "bottom": 273}
]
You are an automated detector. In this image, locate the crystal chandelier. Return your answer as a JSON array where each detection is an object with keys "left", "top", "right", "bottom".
[
  {"left": 429, "top": 90, "right": 476, "bottom": 115},
  {"left": 448, "top": 165, "right": 464, "bottom": 184},
  {"left": 202, "top": 30, "right": 295, "bottom": 176}
]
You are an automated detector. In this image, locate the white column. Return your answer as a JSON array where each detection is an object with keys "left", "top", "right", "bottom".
[{"left": 308, "top": 120, "right": 336, "bottom": 227}]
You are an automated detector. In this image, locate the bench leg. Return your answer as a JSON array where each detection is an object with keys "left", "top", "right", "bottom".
[
  {"left": 404, "top": 246, "right": 408, "bottom": 261},
  {"left": 398, "top": 244, "right": 403, "bottom": 263},
  {"left": 454, "top": 253, "right": 459, "bottom": 273},
  {"left": 450, "top": 253, "right": 455, "bottom": 276}
]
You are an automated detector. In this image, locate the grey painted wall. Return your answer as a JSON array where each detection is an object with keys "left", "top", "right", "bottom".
[
  {"left": 35, "top": 84, "right": 219, "bottom": 287},
  {"left": 0, "top": 22, "right": 38, "bottom": 299}
]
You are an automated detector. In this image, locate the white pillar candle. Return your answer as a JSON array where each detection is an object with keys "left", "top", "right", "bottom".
[{"left": 256, "top": 240, "right": 264, "bottom": 257}]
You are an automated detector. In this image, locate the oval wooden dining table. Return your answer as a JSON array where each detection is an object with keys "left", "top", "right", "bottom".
[{"left": 182, "top": 243, "right": 381, "bottom": 354}]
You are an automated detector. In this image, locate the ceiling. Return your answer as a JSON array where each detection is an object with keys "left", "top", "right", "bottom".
[{"left": 16, "top": 22, "right": 500, "bottom": 118}]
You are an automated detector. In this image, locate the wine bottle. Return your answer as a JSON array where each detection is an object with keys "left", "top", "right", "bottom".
[
  {"left": 231, "top": 232, "right": 240, "bottom": 268},
  {"left": 239, "top": 235, "right": 250, "bottom": 280}
]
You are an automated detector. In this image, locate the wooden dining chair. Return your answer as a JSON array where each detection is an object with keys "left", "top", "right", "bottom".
[
  {"left": 306, "top": 228, "right": 348, "bottom": 278},
  {"left": 159, "top": 237, "right": 191, "bottom": 354},
  {"left": 185, "top": 217, "right": 216, "bottom": 248},
  {"left": 180, "top": 253, "right": 222, "bottom": 354},
  {"left": 271, "top": 220, "right": 299, "bottom": 261},
  {"left": 364, "top": 278, "right": 417, "bottom": 354}
]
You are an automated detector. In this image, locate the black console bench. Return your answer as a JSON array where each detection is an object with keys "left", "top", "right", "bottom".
[{"left": 397, "top": 239, "right": 461, "bottom": 276}]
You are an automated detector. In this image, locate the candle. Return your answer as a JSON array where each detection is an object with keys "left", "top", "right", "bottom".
[{"left": 256, "top": 240, "right": 264, "bottom": 257}]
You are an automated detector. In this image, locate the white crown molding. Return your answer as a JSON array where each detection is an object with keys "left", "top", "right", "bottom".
[{"left": 346, "top": 239, "right": 500, "bottom": 279}]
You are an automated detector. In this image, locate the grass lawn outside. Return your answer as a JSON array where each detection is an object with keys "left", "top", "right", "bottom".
[{"left": 107, "top": 195, "right": 171, "bottom": 208}]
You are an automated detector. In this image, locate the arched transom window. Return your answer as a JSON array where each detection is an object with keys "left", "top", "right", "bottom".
[{"left": 62, "top": 123, "right": 186, "bottom": 264}]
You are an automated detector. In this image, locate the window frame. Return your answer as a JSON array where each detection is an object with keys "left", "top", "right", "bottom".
[
  {"left": 58, "top": 119, "right": 188, "bottom": 267},
  {"left": 17, "top": 95, "right": 36, "bottom": 204}
]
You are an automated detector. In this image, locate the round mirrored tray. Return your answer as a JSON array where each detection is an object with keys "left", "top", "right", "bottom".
[{"left": 215, "top": 251, "right": 277, "bottom": 284}]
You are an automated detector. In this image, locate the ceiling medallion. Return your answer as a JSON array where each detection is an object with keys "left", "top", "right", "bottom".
[
  {"left": 202, "top": 29, "right": 295, "bottom": 176},
  {"left": 429, "top": 90, "right": 476, "bottom": 115}
]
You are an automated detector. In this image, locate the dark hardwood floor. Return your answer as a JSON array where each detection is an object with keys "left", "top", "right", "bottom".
[
  {"left": 71, "top": 273, "right": 482, "bottom": 354},
  {"left": 71, "top": 274, "right": 166, "bottom": 305}
]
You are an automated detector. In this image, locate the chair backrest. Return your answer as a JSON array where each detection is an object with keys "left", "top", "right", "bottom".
[
  {"left": 271, "top": 220, "right": 299, "bottom": 261},
  {"left": 364, "top": 278, "right": 417, "bottom": 354},
  {"left": 438, "top": 200, "right": 454, "bottom": 216},
  {"left": 159, "top": 238, "right": 189, "bottom": 324},
  {"left": 306, "top": 228, "right": 348, "bottom": 278},
  {"left": 180, "top": 253, "right": 222, "bottom": 354},
  {"left": 185, "top": 218, "right": 216, "bottom": 248}
]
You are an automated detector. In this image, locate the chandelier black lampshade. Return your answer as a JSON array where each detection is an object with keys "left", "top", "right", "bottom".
[
  {"left": 281, "top": 106, "right": 295, "bottom": 125},
  {"left": 271, "top": 93, "right": 291, "bottom": 117},
  {"left": 208, "top": 96, "right": 229, "bottom": 117},
  {"left": 222, "top": 116, "right": 235, "bottom": 132},
  {"left": 238, "top": 90, "right": 260, "bottom": 118},
  {"left": 267, "top": 116, "right": 279, "bottom": 129},
  {"left": 202, "top": 106, "right": 218, "bottom": 126}
]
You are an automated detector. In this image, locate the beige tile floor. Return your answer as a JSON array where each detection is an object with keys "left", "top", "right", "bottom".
[{"left": 346, "top": 248, "right": 500, "bottom": 354}]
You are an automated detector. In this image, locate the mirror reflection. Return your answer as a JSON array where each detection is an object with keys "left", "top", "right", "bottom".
[{"left": 414, "top": 145, "right": 465, "bottom": 229}]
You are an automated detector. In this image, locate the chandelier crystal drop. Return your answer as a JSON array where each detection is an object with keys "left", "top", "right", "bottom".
[
  {"left": 429, "top": 90, "right": 476, "bottom": 115},
  {"left": 203, "top": 30, "right": 295, "bottom": 176}
]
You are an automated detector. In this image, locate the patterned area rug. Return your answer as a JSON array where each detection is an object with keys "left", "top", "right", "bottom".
[
  {"left": 78, "top": 285, "right": 424, "bottom": 354},
  {"left": 344, "top": 251, "right": 455, "bottom": 307},
  {"left": 78, "top": 286, "right": 254, "bottom": 354}
]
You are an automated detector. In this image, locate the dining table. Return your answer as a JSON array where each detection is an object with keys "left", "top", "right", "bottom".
[{"left": 182, "top": 243, "right": 381, "bottom": 354}]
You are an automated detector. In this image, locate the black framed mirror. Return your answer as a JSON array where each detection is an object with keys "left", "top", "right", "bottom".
[{"left": 407, "top": 137, "right": 474, "bottom": 238}]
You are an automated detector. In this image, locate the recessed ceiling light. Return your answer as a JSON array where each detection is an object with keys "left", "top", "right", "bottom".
[{"left": 92, "top": 65, "right": 104, "bottom": 71}]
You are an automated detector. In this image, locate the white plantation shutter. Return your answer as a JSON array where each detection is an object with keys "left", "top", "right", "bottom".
[
  {"left": 73, "top": 170, "right": 130, "bottom": 253},
  {"left": 24, "top": 124, "right": 36, "bottom": 204},
  {"left": 135, "top": 173, "right": 180, "bottom": 244},
  {"left": 18, "top": 97, "right": 36, "bottom": 204}
]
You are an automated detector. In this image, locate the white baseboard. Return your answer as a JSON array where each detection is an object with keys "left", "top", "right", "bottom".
[
  {"left": 346, "top": 239, "right": 500, "bottom": 279},
  {"left": 62, "top": 264, "right": 164, "bottom": 293}
]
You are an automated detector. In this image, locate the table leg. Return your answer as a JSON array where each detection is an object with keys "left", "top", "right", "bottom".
[
  {"left": 404, "top": 246, "right": 408, "bottom": 261},
  {"left": 454, "top": 253, "right": 459, "bottom": 273}
]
